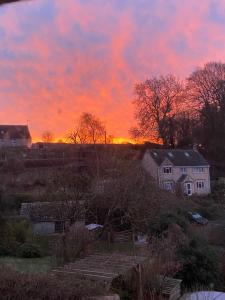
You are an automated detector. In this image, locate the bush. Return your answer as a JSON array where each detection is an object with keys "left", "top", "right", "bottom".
[
  {"left": 11, "top": 219, "right": 32, "bottom": 244},
  {"left": 19, "top": 243, "right": 43, "bottom": 258},
  {"left": 0, "top": 245, "right": 10, "bottom": 256},
  {"left": 177, "top": 237, "right": 220, "bottom": 289},
  {"left": 194, "top": 197, "right": 223, "bottom": 220},
  {"left": 148, "top": 213, "right": 188, "bottom": 236},
  {"left": 211, "top": 181, "right": 225, "bottom": 203},
  {"left": 0, "top": 193, "right": 32, "bottom": 215}
]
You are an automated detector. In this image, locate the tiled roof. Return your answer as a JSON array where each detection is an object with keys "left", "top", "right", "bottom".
[
  {"left": 177, "top": 174, "right": 188, "bottom": 182},
  {"left": 0, "top": 125, "right": 31, "bottom": 139},
  {"left": 148, "top": 149, "right": 209, "bottom": 167}
]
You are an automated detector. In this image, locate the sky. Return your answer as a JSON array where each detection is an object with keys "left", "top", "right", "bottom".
[{"left": 0, "top": 0, "right": 225, "bottom": 142}]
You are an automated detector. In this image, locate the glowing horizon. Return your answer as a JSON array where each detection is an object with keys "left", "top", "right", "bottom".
[
  {"left": 31, "top": 136, "right": 141, "bottom": 145},
  {"left": 1, "top": 0, "right": 225, "bottom": 140}
]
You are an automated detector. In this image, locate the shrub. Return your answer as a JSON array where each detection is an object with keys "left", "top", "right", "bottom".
[
  {"left": 211, "top": 181, "right": 225, "bottom": 203},
  {"left": 11, "top": 219, "right": 32, "bottom": 244},
  {"left": 18, "top": 243, "right": 43, "bottom": 258},
  {"left": 176, "top": 237, "right": 220, "bottom": 289},
  {"left": 148, "top": 213, "right": 188, "bottom": 236},
  {"left": 0, "top": 245, "right": 10, "bottom": 256}
]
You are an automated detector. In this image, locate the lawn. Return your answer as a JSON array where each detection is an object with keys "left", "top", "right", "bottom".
[{"left": 0, "top": 256, "right": 55, "bottom": 273}]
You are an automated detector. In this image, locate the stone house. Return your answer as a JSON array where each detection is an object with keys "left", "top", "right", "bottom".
[
  {"left": 0, "top": 125, "right": 31, "bottom": 148},
  {"left": 142, "top": 149, "right": 211, "bottom": 196}
]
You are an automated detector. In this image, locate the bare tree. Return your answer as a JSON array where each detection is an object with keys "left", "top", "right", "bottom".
[
  {"left": 67, "top": 112, "right": 106, "bottom": 144},
  {"left": 187, "top": 62, "right": 225, "bottom": 108},
  {"left": 132, "top": 75, "right": 184, "bottom": 146},
  {"left": 187, "top": 62, "right": 225, "bottom": 159},
  {"left": 41, "top": 131, "right": 55, "bottom": 143}
]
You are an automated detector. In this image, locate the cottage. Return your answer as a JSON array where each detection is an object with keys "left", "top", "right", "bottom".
[
  {"left": 0, "top": 125, "right": 31, "bottom": 148},
  {"left": 142, "top": 149, "right": 211, "bottom": 196}
]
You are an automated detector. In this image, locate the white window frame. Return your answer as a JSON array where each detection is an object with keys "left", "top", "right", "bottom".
[
  {"left": 196, "top": 180, "right": 205, "bottom": 189},
  {"left": 163, "top": 181, "right": 174, "bottom": 191},
  {"left": 181, "top": 167, "right": 187, "bottom": 174},
  {"left": 192, "top": 167, "right": 205, "bottom": 173},
  {"left": 163, "top": 166, "right": 172, "bottom": 174},
  {"left": 185, "top": 182, "right": 193, "bottom": 196}
]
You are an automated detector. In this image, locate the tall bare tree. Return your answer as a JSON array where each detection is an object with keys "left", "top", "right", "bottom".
[
  {"left": 132, "top": 75, "right": 184, "bottom": 146},
  {"left": 187, "top": 62, "right": 225, "bottom": 160}
]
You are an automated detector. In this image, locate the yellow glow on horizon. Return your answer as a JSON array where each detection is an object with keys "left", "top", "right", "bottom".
[
  {"left": 32, "top": 136, "right": 142, "bottom": 144},
  {"left": 112, "top": 137, "right": 137, "bottom": 144}
]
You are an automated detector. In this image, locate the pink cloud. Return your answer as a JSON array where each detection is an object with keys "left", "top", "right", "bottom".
[{"left": 0, "top": 0, "right": 225, "bottom": 140}]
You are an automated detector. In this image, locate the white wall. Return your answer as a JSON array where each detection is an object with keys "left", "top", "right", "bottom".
[{"left": 33, "top": 222, "right": 55, "bottom": 235}]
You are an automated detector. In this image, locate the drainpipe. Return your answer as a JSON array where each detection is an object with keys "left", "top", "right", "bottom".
[{"left": 157, "top": 167, "right": 160, "bottom": 188}]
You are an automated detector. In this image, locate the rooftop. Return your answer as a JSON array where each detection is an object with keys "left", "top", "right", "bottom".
[
  {"left": 147, "top": 149, "right": 209, "bottom": 167},
  {"left": 0, "top": 125, "right": 31, "bottom": 140}
]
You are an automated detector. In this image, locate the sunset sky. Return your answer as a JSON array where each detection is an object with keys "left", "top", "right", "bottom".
[{"left": 0, "top": 0, "right": 225, "bottom": 141}]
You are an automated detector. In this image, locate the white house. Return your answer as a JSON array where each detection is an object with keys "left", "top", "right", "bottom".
[{"left": 142, "top": 148, "right": 211, "bottom": 196}]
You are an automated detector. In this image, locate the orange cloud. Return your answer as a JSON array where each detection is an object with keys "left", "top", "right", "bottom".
[{"left": 0, "top": 0, "right": 225, "bottom": 142}]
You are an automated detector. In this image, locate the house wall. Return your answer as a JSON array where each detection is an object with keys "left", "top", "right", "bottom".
[
  {"left": 0, "top": 138, "right": 31, "bottom": 148},
  {"left": 142, "top": 152, "right": 211, "bottom": 195},
  {"left": 159, "top": 162, "right": 211, "bottom": 195},
  {"left": 142, "top": 150, "right": 159, "bottom": 182},
  {"left": 32, "top": 222, "right": 55, "bottom": 235}
]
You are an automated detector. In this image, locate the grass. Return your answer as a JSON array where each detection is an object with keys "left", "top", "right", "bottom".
[{"left": 0, "top": 256, "right": 55, "bottom": 273}]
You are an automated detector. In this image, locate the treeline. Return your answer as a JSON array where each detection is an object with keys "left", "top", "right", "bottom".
[{"left": 131, "top": 62, "right": 225, "bottom": 165}]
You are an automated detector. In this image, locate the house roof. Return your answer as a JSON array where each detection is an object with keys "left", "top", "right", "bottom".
[
  {"left": 147, "top": 149, "right": 209, "bottom": 167},
  {"left": 20, "top": 201, "right": 84, "bottom": 222},
  {"left": 177, "top": 174, "right": 194, "bottom": 183},
  {"left": 0, "top": 125, "right": 31, "bottom": 140},
  {"left": 177, "top": 174, "right": 188, "bottom": 183}
]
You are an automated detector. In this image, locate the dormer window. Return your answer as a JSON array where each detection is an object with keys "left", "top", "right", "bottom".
[{"left": 163, "top": 166, "right": 172, "bottom": 174}]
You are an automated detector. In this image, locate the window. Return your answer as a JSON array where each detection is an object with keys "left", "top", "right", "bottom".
[
  {"left": 55, "top": 221, "right": 66, "bottom": 233},
  {"left": 196, "top": 181, "right": 205, "bottom": 189},
  {"left": 11, "top": 139, "right": 16, "bottom": 146},
  {"left": 163, "top": 182, "right": 174, "bottom": 191},
  {"left": 185, "top": 182, "right": 192, "bottom": 196},
  {"left": 193, "top": 167, "right": 205, "bottom": 173},
  {"left": 163, "top": 166, "right": 172, "bottom": 174},
  {"left": 181, "top": 167, "right": 187, "bottom": 174}
]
